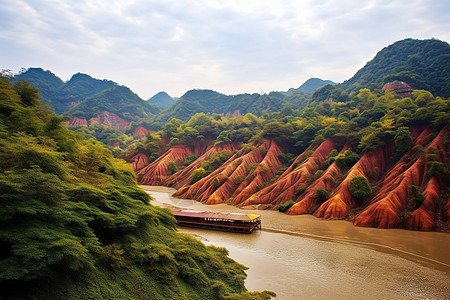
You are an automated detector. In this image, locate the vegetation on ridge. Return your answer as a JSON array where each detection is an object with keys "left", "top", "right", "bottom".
[{"left": 0, "top": 77, "right": 274, "bottom": 299}]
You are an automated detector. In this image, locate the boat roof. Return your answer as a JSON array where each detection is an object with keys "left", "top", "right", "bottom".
[{"left": 171, "top": 209, "right": 261, "bottom": 221}]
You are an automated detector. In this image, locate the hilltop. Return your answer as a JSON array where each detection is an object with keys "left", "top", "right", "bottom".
[{"left": 340, "top": 38, "right": 450, "bottom": 97}]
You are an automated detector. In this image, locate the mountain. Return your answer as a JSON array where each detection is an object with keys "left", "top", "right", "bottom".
[
  {"left": 288, "top": 78, "right": 336, "bottom": 93},
  {"left": 59, "top": 72, "right": 118, "bottom": 104},
  {"left": 340, "top": 38, "right": 450, "bottom": 97},
  {"left": 158, "top": 89, "right": 310, "bottom": 122},
  {"left": 0, "top": 77, "right": 274, "bottom": 299},
  {"left": 67, "top": 85, "right": 160, "bottom": 120},
  {"left": 147, "top": 91, "right": 175, "bottom": 108},
  {"left": 10, "top": 69, "right": 120, "bottom": 114},
  {"left": 10, "top": 68, "right": 65, "bottom": 112},
  {"left": 10, "top": 68, "right": 161, "bottom": 130}
]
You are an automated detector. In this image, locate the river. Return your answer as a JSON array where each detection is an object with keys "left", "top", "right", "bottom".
[{"left": 141, "top": 186, "right": 450, "bottom": 300}]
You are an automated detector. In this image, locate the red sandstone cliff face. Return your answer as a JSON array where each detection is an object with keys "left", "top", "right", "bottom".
[
  {"left": 130, "top": 153, "right": 149, "bottom": 172},
  {"left": 90, "top": 111, "right": 132, "bottom": 130},
  {"left": 133, "top": 126, "right": 149, "bottom": 138},
  {"left": 232, "top": 139, "right": 283, "bottom": 205},
  {"left": 165, "top": 143, "right": 238, "bottom": 189},
  {"left": 133, "top": 125, "right": 448, "bottom": 231},
  {"left": 173, "top": 139, "right": 282, "bottom": 205},
  {"left": 66, "top": 111, "right": 134, "bottom": 130},
  {"left": 68, "top": 117, "right": 88, "bottom": 127},
  {"left": 240, "top": 138, "right": 337, "bottom": 207},
  {"left": 287, "top": 142, "right": 351, "bottom": 215},
  {"left": 314, "top": 143, "right": 395, "bottom": 220},
  {"left": 405, "top": 177, "right": 440, "bottom": 231},
  {"left": 137, "top": 140, "right": 213, "bottom": 185},
  {"left": 354, "top": 125, "right": 448, "bottom": 230}
]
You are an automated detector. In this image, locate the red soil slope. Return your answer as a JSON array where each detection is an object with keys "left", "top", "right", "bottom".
[
  {"left": 354, "top": 126, "right": 447, "bottom": 229},
  {"left": 287, "top": 141, "right": 351, "bottom": 215},
  {"left": 165, "top": 143, "right": 238, "bottom": 189},
  {"left": 232, "top": 139, "right": 283, "bottom": 205},
  {"left": 65, "top": 111, "right": 133, "bottom": 130},
  {"left": 89, "top": 111, "right": 132, "bottom": 130},
  {"left": 314, "top": 143, "right": 395, "bottom": 220},
  {"left": 68, "top": 117, "right": 88, "bottom": 127},
  {"left": 173, "top": 139, "right": 282, "bottom": 205},
  {"left": 130, "top": 153, "right": 149, "bottom": 172},
  {"left": 137, "top": 140, "right": 213, "bottom": 185},
  {"left": 133, "top": 126, "right": 149, "bottom": 138},
  {"left": 240, "top": 138, "right": 337, "bottom": 207},
  {"left": 405, "top": 177, "right": 440, "bottom": 231}
]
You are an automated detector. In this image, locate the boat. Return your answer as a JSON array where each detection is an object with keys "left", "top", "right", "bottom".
[{"left": 171, "top": 209, "right": 261, "bottom": 233}]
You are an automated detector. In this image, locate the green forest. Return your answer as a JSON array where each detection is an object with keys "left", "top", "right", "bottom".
[
  {"left": 0, "top": 78, "right": 275, "bottom": 299},
  {"left": 125, "top": 85, "right": 449, "bottom": 165}
]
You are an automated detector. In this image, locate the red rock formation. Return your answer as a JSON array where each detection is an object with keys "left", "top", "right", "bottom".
[
  {"left": 354, "top": 125, "right": 448, "bottom": 229},
  {"left": 130, "top": 153, "right": 149, "bottom": 172},
  {"left": 137, "top": 139, "right": 213, "bottom": 186},
  {"left": 287, "top": 141, "right": 351, "bottom": 215},
  {"left": 382, "top": 80, "right": 414, "bottom": 97},
  {"left": 67, "top": 117, "right": 88, "bottom": 127},
  {"left": 66, "top": 99, "right": 81, "bottom": 107},
  {"left": 173, "top": 139, "right": 282, "bottom": 205},
  {"left": 315, "top": 143, "right": 395, "bottom": 220},
  {"left": 405, "top": 177, "right": 439, "bottom": 231},
  {"left": 226, "top": 110, "right": 243, "bottom": 117},
  {"left": 137, "top": 145, "right": 192, "bottom": 185},
  {"left": 240, "top": 138, "right": 336, "bottom": 207},
  {"left": 445, "top": 199, "right": 450, "bottom": 228},
  {"left": 232, "top": 139, "right": 282, "bottom": 205},
  {"left": 165, "top": 143, "right": 238, "bottom": 189},
  {"left": 133, "top": 126, "right": 149, "bottom": 138},
  {"left": 89, "top": 111, "right": 132, "bottom": 130}
]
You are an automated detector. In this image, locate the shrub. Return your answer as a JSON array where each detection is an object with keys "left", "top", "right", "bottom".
[
  {"left": 278, "top": 152, "right": 296, "bottom": 166},
  {"left": 408, "top": 185, "right": 426, "bottom": 209},
  {"left": 168, "top": 161, "right": 178, "bottom": 174},
  {"left": 427, "top": 161, "right": 448, "bottom": 177},
  {"left": 247, "top": 163, "right": 258, "bottom": 176},
  {"left": 295, "top": 183, "right": 307, "bottom": 196},
  {"left": 190, "top": 167, "right": 207, "bottom": 183},
  {"left": 349, "top": 176, "right": 371, "bottom": 203},
  {"left": 314, "top": 189, "right": 329, "bottom": 202},
  {"left": 278, "top": 200, "right": 295, "bottom": 212}
]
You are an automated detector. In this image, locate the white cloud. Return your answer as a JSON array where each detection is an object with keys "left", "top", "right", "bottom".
[{"left": 0, "top": 0, "right": 449, "bottom": 98}]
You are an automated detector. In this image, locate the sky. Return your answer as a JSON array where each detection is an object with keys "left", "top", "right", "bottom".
[{"left": 1, "top": 0, "right": 449, "bottom": 99}]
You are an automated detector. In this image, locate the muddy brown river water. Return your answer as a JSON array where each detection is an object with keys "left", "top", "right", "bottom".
[{"left": 141, "top": 186, "right": 450, "bottom": 300}]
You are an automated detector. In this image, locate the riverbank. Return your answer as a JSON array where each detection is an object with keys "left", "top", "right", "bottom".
[{"left": 141, "top": 185, "right": 450, "bottom": 300}]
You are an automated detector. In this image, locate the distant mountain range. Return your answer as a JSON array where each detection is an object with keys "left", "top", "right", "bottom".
[
  {"left": 147, "top": 91, "right": 176, "bottom": 108},
  {"left": 10, "top": 38, "right": 450, "bottom": 128},
  {"left": 288, "top": 78, "right": 336, "bottom": 93}
]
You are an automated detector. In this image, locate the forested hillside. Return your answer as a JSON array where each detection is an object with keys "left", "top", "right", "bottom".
[
  {"left": 288, "top": 78, "right": 336, "bottom": 93},
  {"left": 9, "top": 69, "right": 160, "bottom": 131},
  {"left": 127, "top": 84, "right": 450, "bottom": 231},
  {"left": 340, "top": 38, "right": 450, "bottom": 97},
  {"left": 147, "top": 91, "right": 176, "bottom": 108},
  {"left": 0, "top": 77, "right": 274, "bottom": 299}
]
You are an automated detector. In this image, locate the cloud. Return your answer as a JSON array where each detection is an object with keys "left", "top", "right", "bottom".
[{"left": 1, "top": 0, "right": 449, "bottom": 98}]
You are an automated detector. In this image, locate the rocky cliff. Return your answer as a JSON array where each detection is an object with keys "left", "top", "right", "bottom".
[{"left": 132, "top": 125, "right": 449, "bottom": 231}]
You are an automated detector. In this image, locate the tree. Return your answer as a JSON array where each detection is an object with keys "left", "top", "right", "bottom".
[
  {"left": 13, "top": 80, "right": 40, "bottom": 106},
  {"left": 314, "top": 189, "right": 329, "bottom": 202},
  {"left": 349, "top": 176, "right": 372, "bottom": 203}
]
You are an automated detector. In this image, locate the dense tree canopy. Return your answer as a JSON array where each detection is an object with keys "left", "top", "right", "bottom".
[{"left": 0, "top": 77, "right": 274, "bottom": 299}]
